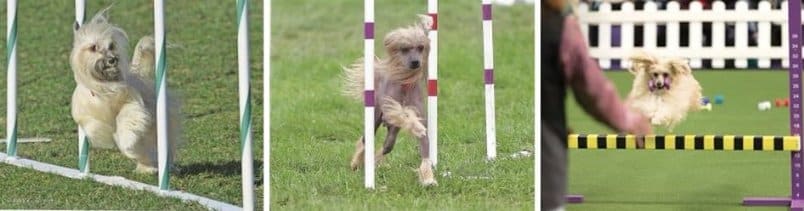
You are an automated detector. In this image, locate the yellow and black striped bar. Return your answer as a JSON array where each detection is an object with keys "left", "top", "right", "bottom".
[{"left": 567, "top": 134, "right": 801, "bottom": 151}]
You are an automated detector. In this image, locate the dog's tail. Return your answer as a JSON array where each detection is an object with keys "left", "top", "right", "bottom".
[
  {"left": 341, "top": 57, "right": 381, "bottom": 100},
  {"left": 381, "top": 97, "right": 426, "bottom": 138},
  {"left": 131, "top": 36, "right": 155, "bottom": 81}
]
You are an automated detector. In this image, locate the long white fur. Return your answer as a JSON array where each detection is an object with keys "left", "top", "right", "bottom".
[
  {"left": 70, "top": 8, "right": 182, "bottom": 174},
  {"left": 626, "top": 51, "right": 702, "bottom": 132}
]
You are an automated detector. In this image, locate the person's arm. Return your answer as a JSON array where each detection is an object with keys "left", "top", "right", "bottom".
[{"left": 560, "top": 16, "right": 650, "bottom": 135}]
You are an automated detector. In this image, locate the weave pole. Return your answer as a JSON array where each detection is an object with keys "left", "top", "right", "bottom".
[
  {"left": 263, "top": 0, "right": 271, "bottom": 208},
  {"left": 534, "top": 0, "right": 540, "bottom": 209},
  {"left": 742, "top": 0, "right": 804, "bottom": 208},
  {"left": 363, "top": 0, "right": 376, "bottom": 189},
  {"left": 568, "top": 134, "right": 800, "bottom": 151},
  {"left": 481, "top": 0, "right": 497, "bottom": 161},
  {"left": 427, "top": 0, "right": 438, "bottom": 167},
  {"left": 154, "top": 0, "right": 171, "bottom": 190},
  {"left": 236, "top": 0, "right": 256, "bottom": 209},
  {"left": 6, "top": 0, "right": 17, "bottom": 157},
  {"left": 75, "top": 0, "right": 89, "bottom": 174}
]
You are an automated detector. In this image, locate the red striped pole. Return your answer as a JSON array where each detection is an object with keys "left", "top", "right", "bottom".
[{"left": 427, "top": 0, "right": 438, "bottom": 167}]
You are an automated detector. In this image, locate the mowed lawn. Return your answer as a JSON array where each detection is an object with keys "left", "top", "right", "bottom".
[
  {"left": 270, "top": 1, "right": 534, "bottom": 211},
  {"left": 567, "top": 71, "right": 794, "bottom": 210},
  {"left": 0, "top": 0, "right": 535, "bottom": 210}
]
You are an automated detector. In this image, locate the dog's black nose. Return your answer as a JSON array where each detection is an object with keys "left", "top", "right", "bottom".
[
  {"left": 410, "top": 61, "right": 420, "bottom": 69},
  {"left": 106, "top": 57, "right": 118, "bottom": 66}
]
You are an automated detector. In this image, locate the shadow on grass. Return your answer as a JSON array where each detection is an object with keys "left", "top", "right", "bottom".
[{"left": 176, "top": 159, "right": 264, "bottom": 186}]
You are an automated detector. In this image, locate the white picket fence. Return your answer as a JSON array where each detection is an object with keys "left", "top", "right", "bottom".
[{"left": 577, "top": 0, "right": 799, "bottom": 70}]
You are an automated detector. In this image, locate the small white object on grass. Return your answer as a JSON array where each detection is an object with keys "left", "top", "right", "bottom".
[
  {"left": 702, "top": 103, "right": 712, "bottom": 111},
  {"left": 492, "top": 0, "right": 516, "bottom": 6},
  {"left": 758, "top": 101, "right": 772, "bottom": 111},
  {"left": 510, "top": 149, "right": 532, "bottom": 159},
  {"left": 0, "top": 137, "right": 51, "bottom": 143}
]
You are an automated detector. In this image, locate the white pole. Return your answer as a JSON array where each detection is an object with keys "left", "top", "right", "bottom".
[
  {"left": 237, "top": 0, "right": 256, "bottom": 209},
  {"left": 534, "top": 1, "right": 541, "bottom": 209},
  {"left": 263, "top": 0, "right": 271, "bottom": 209},
  {"left": 6, "top": 0, "right": 17, "bottom": 157},
  {"left": 75, "top": 0, "right": 89, "bottom": 174},
  {"left": 427, "top": 0, "right": 438, "bottom": 167},
  {"left": 482, "top": 0, "right": 497, "bottom": 160},
  {"left": 363, "top": 0, "right": 376, "bottom": 189},
  {"left": 154, "top": 0, "right": 171, "bottom": 190}
]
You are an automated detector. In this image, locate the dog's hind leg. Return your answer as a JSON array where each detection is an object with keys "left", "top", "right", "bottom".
[
  {"left": 350, "top": 113, "right": 384, "bottom": 171},
  {"left": 115, "top": 102, "right": 157, "bottom": 174},
  {"left": 375, "top": 126, "right": 400, "bottom": 166}
]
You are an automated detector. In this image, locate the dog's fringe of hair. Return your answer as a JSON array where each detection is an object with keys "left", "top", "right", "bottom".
[
  {"left": 381, "top": 97, "right": 426, "bottom": 138},
  {"left": 341, "top": 57, "right": 380, "bottom": 100}
]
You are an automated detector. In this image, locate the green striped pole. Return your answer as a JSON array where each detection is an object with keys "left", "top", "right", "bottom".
[
  {"left": 237, "top": 0, "right": 255, "bottom": 209},
  {"left": 75, "top": 0, "right": 89, "bottom": 173},
  {"left": 154, "top": 0, "right": 170, "bottom": 190},
  {"left": 6, "top": 0, "right": 17, "bottom": 157}
]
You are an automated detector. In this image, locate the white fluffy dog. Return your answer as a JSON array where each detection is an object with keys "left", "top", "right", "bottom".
[
  {"left": 70, "top": 8, "right": 181, "bottom": 174},
  {"left": 625, "top": 52, "right": 703, "bottom": 132}
]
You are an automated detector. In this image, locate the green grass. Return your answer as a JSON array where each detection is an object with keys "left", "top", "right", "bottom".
[
  {"left": 567, "top": 71, "right": 794, "bottom": 210},
  {"left": 0, "top": 0, "right": 535, "bottom": 210},
  {"left": 270, "top": 1, "right": 533, "bottom": 210},
  {"left": 0, "top": 0, "right": 265, "bottom": 209}
]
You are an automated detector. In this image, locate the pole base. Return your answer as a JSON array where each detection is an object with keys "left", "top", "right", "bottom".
[
  {"left": 743, "top": 197, "right": 804, "bottom": 210},
  {"left": 566, "top": 194, "right": 584, "bottom": 203}
]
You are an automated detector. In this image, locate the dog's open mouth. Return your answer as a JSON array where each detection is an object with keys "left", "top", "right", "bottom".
[{"left": 648, "top": 78, "right": 671, "bottom": 92}]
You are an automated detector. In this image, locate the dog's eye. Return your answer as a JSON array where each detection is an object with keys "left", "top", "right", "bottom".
[
  {"left": 108, "top": 43, "right": 115, "bottom": 51},
  {"left": 653, "top": 73, "right": 658, "bottom": 77},
  {"left": 89, "top": 44, "right": 97, "bottom": 52},
  {"left": 417, "top": 45, "right": 424, "bottom": 51},
  {"left": 662, "top": 73, "right": 669, "bottom": 77}
]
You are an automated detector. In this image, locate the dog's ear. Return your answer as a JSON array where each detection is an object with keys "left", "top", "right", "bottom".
[
  {"left": 628, "top": 52, "right": 656, "bottom": 75},
  {"left": 668, "top": 59, "right": 692, "bottom": 75},
  {"left": 89, "top": 5, "right": 114, "bottom": 25},
  {"left": 383, "top": 31, "right": 398, "bottom": 50},
  {"left": 416, "top": 14, "right": 434, "bottom": 33}
]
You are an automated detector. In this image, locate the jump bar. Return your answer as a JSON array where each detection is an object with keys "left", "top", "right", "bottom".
[{"left": 568, "top": 134, "right": 800, "bottom": 151}]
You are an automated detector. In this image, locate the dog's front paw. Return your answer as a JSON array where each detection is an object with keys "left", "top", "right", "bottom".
[
  {"left": 412, "top": 125, "right": 427, "bottom": 138},
  {"left": 418, "top": 159, "right": 438, "bottom": 186},
  {"left": 135, "top": 163, "right": 158, "bottom": 174}
]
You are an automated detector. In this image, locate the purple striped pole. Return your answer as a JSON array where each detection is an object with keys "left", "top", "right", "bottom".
[
  {"left": 743, "top": 0, "right": 804, "bottom": 209},
  {"left": 427, "top": 0, "right": 438, "bottom": 167},
  {"left": 482, "top": 0, "right": 497, "bottom": 160},
  {"left": 364, "top": 0, "right": 376, "bottom": 189}
]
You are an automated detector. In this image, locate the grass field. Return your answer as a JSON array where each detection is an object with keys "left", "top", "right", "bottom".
[
  {"left": 566, "top": 71, "right": 795, "bottom": 210},
  {"left": 270, "top": 1, "right": 534, "bottom": 210},
  {"left": 0, "top": 0, "right": 535, "bottom": 210}
]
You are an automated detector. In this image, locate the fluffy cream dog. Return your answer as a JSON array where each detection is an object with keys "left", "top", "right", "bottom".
[
  {"left": 342, "top": 15, "right": 436, "bottom": 186},
  {"left": 626, "top": 52, "right": 703, "bottom": 132},
  {"left": 70, "top": 8, "right": 181, "bottom": 174}
]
